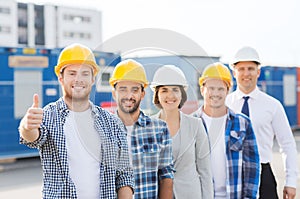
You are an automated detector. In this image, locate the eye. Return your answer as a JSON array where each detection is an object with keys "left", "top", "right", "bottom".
[
  {"left": 173, "top": 88, "right": 180, "bottom": 92},
  {"left": 218, "top": 87, "right": 226, "bottom": 92},
  {"left": 82, "top": 72, "right": 90, "bottom": 76},
  {"left": 131, "top": 88, "right": 139, "bottom": 93}
]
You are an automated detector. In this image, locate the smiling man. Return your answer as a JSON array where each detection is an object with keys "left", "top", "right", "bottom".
[
  {"left": 18, "top": 43, "right": 134, "bottom": 199},
  {"left": 193, "top": 62, "right": 260, "bottom": 199},
  {"left": 226, "top": 46, "right": 298, "bottom": 199},
  {"left": 110, "top": 59, "right": 174, "bottom": 199}
]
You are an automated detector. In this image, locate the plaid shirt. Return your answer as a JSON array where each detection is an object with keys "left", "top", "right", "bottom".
[
  {"left": 193, "top": 107, "right": 260, "bottom": 199},
  {"left": 20, "top": 98, "right": 134, "bottom": 199},
  {"left": 124, "top": 111, "right": 174, "bottom": 199}
]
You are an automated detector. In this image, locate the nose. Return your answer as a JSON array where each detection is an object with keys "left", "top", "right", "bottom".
[
  {"left": 74, "top": 73, "right": 84, "bottom": 81},
  {"left": 244, "top": 68, "right": 251, "bottom": 75},
  {"left": 124, "top": 90, "right": 135, "bottom": 98},
  {"left": 168, "top": 90, "right": 176, "bottom": 97}
]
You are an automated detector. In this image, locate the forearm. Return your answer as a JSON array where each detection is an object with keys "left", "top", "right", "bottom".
[
  {"left": 19, "top": 120, "right": 40, "bottom": 142},
  {"left": 159, "top": 178, "right": 173, "bottom": 199},
  {"left": 243, "top": 133, "right": 260, "bottom": 198},
  {"left": 117, "top": 186, "right": 133, "bottom": 199}
]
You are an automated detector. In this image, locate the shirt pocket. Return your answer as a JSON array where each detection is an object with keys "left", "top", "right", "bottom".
[
  {"left": 229, "top": 130, "right": 246, "bottom": 151},
  {"left": 142, "top": 144, "right": 160, "bottom": 170}
]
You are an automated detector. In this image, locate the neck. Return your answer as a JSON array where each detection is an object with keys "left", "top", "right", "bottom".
[
  {"left": 159, "top": 109, "right": 180, "bottom": 137},
  {"left": 159, "top": 109, "right": 180, "bottom": 122},
  {"left": 203, "top": 105, "right": 227, "bottom": 118},
  {"left": 239, "top": 86, "right": 256, "bottom": 95},
  {"left": 64, "top": 96, "right": 90, "bottom": 112},
  {"left": 117, "top": 109, "right": 140, "bottom": 126}
]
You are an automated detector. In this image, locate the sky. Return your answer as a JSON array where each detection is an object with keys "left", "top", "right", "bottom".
[{"left": 20, "top": 0, "right": 300, "bottom": 66}]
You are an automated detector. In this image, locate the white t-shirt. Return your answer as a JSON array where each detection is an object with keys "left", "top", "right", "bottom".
[
  {"left": 64, "top": 109, "right": 101, "bottom": 199},
  {"left": 126, "top": 125, "right": 133, "bottom": 166},
  {"left": 202, "top": 112, "right": 227, "bottom": 199}
]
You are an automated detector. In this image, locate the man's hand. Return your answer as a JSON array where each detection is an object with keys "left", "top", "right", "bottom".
[
  {"left": 283, "top": 186, "right": 296, "bottom": 199},
  {"left": 19, "top": 94, "right": 43, "bottom": 142}
]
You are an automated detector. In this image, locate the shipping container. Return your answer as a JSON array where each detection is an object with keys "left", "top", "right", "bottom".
[
  {"left": 0, "top": 46, "right": 120, "bottom": 159},
  {"left": 230, "top": 65, "right": 299, "bottom": 130},
  {"left": 133, "top": 55, "right": 220, "bottom": 114}
]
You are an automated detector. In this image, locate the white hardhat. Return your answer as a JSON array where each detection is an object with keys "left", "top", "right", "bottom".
[
  {"left": 150, "top": 65, "right": 188, "bottom": 91},
  {"left": 230, "top": 46, "right": 261, "bottom": 69}
]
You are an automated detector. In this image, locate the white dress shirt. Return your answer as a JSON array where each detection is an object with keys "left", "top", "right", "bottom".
[{"left": 226, "top": 86, "right": 298, "bottom": 188}]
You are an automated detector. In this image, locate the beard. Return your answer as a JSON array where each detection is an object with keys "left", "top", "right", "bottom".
[
  {"left": 118, "top": 98, "right": 141, "bottom": 114},
  {"left": 63, "top": 87, "right": 90, "bottom": 103}
]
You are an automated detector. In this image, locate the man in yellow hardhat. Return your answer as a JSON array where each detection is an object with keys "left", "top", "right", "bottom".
[
  {"left": 192, "top": 62, "right": 260, "bottom": 199},
  {"left": 110, "top": 59, "right": 174, "bottom": 199},
  {"left": 19, "top": 43, "right": 134, "bottom": 198}
]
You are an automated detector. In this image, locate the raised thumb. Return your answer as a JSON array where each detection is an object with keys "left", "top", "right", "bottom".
[{"left": 32, "top": 94, "right": 39, "bottom": 108}]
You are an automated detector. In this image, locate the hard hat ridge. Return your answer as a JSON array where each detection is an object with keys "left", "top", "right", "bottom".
[
  {"left": 54, "top": 43, "right": 99, "bottom": 77},
  {"left": 230, "top": 46, "right": 261, "bottom": 69},
  {"left": 199, "top": 62, "right": 232, "bottom": 88},
  {"left": 150, "top": 65, "right": 188, "bottom": 91},
  {"left": 109, "top": 59, "right": 149, "bottom": 88}
]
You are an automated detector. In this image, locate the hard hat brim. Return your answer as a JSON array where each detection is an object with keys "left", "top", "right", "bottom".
[{"left": 55, "top": 60, "right": 99, "bottom": 77}]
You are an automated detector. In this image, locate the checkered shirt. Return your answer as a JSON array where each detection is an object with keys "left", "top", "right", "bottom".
[
  {"left": 193, "top": 107, "right": 260, "bottom": 199},
  {"left": 124, "top": 111, "right": 174, "bottom": 199},
  {"left": 20, "top": 98, "right": 134, "bottom": 199}
]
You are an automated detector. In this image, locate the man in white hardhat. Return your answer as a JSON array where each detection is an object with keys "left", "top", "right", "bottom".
[{"left": 226, "top": 46, "right": 298, "bottom": 199}]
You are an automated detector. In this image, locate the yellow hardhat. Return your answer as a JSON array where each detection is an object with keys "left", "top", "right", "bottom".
[
  {"left": 109, "top": 59, "right": 149, "bottom": 88},
  {"left": 54, "top": 43, "right": 99, "bottom": 77},
  {"left": 199, "top": 62, "right": 232, "bottom": 88}
]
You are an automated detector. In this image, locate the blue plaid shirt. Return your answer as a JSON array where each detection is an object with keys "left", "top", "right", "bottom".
[
  {"left": 123, "top": 111, "right": 174, "bottom": 199},
  {"left": 20, "top": 98, "right": 134, "bottom": 199},
  {"left": 193, "top": 107, "right": 260, "bottom": 199}
]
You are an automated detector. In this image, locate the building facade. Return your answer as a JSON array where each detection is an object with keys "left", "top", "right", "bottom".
[{"left": 0, "top": 0, "right": 102, "bottom": 49}]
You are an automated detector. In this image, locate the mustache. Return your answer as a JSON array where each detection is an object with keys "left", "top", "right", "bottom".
[
  {"left": 121, "top": 98, "right": 136, "bottom": 103},
  {"left": 209, "top": 95, "right": 222, "bottom": 100}
]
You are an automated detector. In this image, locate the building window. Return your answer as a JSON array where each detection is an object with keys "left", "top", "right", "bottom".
[
  {"left": 0, "top": 25, "right": 11, "bottom": 33},
  {"left": 63, "top": 31, "right": 91, "bottom": 39},
  {"left": 18, "top": 3, "right": 28, "bottom": 45},
  {"left": 0, "top": 7, "right": 10, "bottom": 14},
  {"left": 34, "top": 5, "right": 45, "bottom": 45},
  {"left": 63, "top": 14, "right": 91, "bottom": 23}
]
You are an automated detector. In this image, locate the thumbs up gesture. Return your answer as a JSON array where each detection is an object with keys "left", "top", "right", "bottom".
[{"left": 19, "top": 94, "right": 43, "bottom": 142}]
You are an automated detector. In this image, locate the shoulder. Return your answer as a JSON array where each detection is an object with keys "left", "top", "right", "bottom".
[
  {"left": 258, "top": 90, "right": 281, "bottom": 104},
  {"left": 181, "top": 112, "right": 202, "bottom": 124},
  {"left": 228, "top": 108, "right": 252, "bottom": 127},
  {"left": 190, "top": 107, "right": 202, "bottom": 118},
  {"left": 93, "top": 106, "right": 124, "bottom": 127},
  {"left": 42, "top": 99, "right": 65, "bottom": 115},
  {"left": 148, "top": 116, "right": 167, "bottom": 127}
]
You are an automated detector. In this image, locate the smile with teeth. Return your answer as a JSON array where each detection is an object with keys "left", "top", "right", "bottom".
[
  {"left": 123, "top": 99, "right": 135, "bottom": 106},
  {"left": 165, "top": 100, "right": 176, "bottom": 104},
  {"left": 72, "top": 85, "right": 85, "bottom": 90}
]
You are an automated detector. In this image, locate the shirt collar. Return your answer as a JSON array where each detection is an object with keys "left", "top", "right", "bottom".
[
  {"left": 136, "top": 110, "right": 151, "bottom": 127},
  {"left": 57, "top": 97, "right": 96, "bottom": 117},
  {"left": 196, "top": 105, "right": 233, "bottom": 121},
  {"left": 115, "top": 109, "right": 151, "bottom": 127},
  {"left": 235, "top": 86, "right": 260, "bottom": 100}
]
